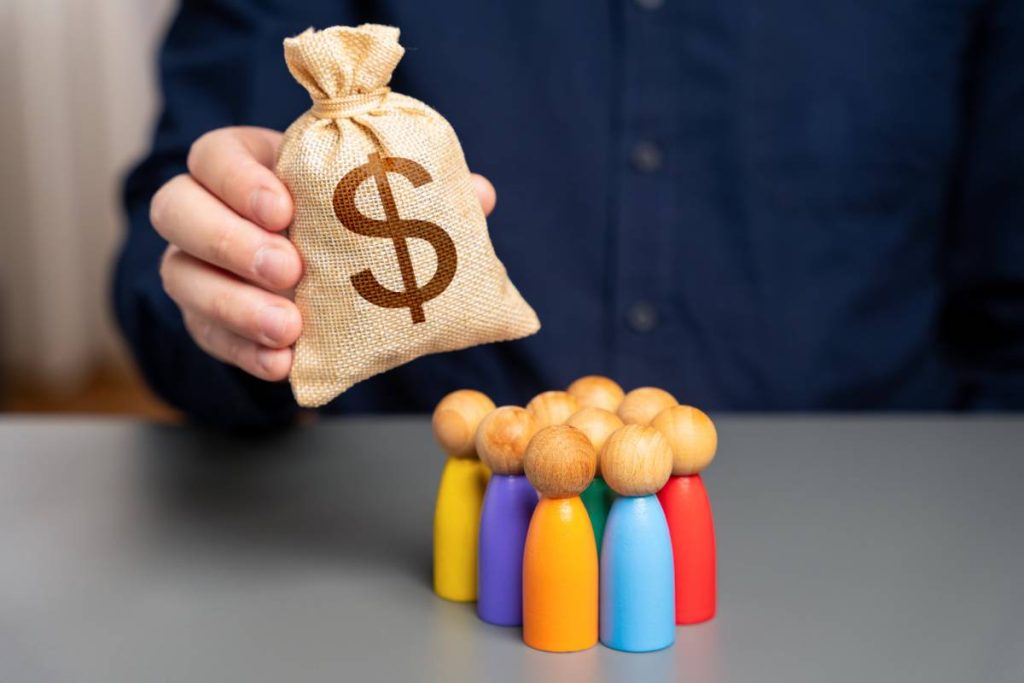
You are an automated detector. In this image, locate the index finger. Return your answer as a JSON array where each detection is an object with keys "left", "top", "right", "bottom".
[{"left": 187, "top": 126, "right": 293, "bottom": 231}]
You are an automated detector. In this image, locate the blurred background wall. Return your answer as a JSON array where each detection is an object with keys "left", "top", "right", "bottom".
[{"left": 0, "top": 0, "right": 177, "bottom": 416}]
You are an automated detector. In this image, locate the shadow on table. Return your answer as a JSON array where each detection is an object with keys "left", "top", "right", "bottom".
[
  {"left": 425, "top": 594, "right": 723, "bottom": 681},
  {"left": 131, "top": 421, "right": 436, "bottom": 587}
]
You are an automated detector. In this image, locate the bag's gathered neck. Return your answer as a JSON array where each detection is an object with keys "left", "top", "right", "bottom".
[{"left": 311, "top": 87, "right": 391, "bottom": 118}]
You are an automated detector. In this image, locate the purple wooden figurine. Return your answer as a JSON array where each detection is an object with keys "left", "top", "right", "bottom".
[{"left": 474, "top": 406, "right": 540, "bottom": 625}]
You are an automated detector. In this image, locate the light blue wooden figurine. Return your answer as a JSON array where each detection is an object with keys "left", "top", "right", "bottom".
[{"left": 599, "top": 425, "right": 675, "bottom": 652}]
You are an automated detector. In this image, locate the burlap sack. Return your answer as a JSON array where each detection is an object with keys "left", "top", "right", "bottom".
[{"left": 277, "top": 25, "right": 540, "bottom": 408}]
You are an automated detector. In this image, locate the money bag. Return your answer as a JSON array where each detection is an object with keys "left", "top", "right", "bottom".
[{"left": 278, "top": 25, "right": 540, "bottom": 407}]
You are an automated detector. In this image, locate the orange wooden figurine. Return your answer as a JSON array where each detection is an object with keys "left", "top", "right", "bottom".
[
  {"left": 522, "top": 425, "right": 599, "bottom": 652},
  {"left": 651, "top": 405, "right": 719, "bottom": 624},
  {"left": 431, "top": 389, "right": 495, "bottom": 602}
]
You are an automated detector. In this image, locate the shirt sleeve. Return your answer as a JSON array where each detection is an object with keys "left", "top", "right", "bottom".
[
  {"left": 113, "top": 0, "right": 358, "bottom": 428},
  {"left": 944, "top": 0, "right": 1024, "bottom": 410}
]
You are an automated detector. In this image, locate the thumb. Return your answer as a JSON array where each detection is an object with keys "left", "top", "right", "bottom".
[{"left": 470, "top": 174, "right": 497, "bottom": 216}]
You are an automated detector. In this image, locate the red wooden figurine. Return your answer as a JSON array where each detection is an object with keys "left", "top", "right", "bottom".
[{"left": 651, "top": 405, "right": 718, "bottom": 624}]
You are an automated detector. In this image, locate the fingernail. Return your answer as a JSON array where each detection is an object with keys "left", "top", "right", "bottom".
[
  {"left": 258, "top": 306, "right": 291, "bottom": 345},
  {"left": 254, "top": 246, "right": 292, "bottom": 287},
  {"left": 251, "top": 188, "right": 281, "bottom": 227}
]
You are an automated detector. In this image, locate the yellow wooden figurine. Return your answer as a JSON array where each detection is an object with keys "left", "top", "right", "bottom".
[{"left": 432, "top": 389, "right": 495, "bottom": 601}]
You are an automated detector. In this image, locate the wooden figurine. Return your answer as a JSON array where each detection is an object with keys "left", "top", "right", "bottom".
[
  {"left": 617, "top": 386, "right": 678, "bottom": 425},
  {"left": 651, "top": 405, "right": 718, "bottom": 624},
  {"left": 566, "top": 407, "right": 624, "bottom": 555},
  {"left": 599, "top": 425, "right": 675, "bottom": 652},
  {"left": 526, "top": 390, "right": 579, "bottom": 429},
  {"left": 474, "top": 406, "right": 539, "bottom": 626},
  {"left": 431, "top": 389, "right": 495, "bottom": 602},
  {"left": 567, "top": 375, "right": 625, "bottom": 413},
  {"left": 522, "top": 425, "right": 599, "bottom": 652}
]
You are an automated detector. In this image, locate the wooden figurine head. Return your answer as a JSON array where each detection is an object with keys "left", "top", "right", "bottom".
[
  {"left": 526, "top": 390, "right": 580, "bottom": 429},
  {"left": 617, "top": 387, "right": 678, "bottom": 425},
  {"left": 565, "top": 407, "right": 624, "bottom": 477},
  {"left": 600, "top": 425, "right": 673, "bottom": 497},
  {"left": 650, "top": 405, "right": 718, "bottom": 475},
  {"left": 475, "top": 406, "right": 539, "bottom": 476},
  {"left": 523, "top": 425, "right": 597, "bottom": 499},
  {"left": 432, "top": 389, "right": 496, "bottom": 459},
  {"left": 567, "top": 375, "right": 625, "bottom": 413}
]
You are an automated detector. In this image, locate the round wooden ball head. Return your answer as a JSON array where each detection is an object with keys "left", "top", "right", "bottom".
[
  {"left": 617, "top": 387, "right": 679, "bottom": 425},
  {"left": 567, "top": 375, "right": 625, "bottom": 413},
  {"left": 432, "top": 389, "right": 496, "bottom": 459},
  {"left": 600, "top": 425, "right": 673, "bottom": 497},
  {"left": 527, "top": 391, "right": 580, "bottom": 429},
  {"left": 474, "top": 406, "right": 539, "bottom": 476},
  {"left": 650, "top": 405, "right": 718, "bottom": 475},
  {"left": 523, "top": 425, "right": 597, "bottom": 499},
  {"left": 565, "top": 407, "right": 624, "bottom": 477}
]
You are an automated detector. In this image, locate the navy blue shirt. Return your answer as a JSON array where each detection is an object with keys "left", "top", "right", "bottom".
[{"left": 115, "top": 0, "right": 1024, "bottom": 426}]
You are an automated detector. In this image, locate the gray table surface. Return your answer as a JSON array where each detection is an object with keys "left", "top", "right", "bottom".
[{"left": 0, "top": 415, "right": 1021, "bottom": 683}]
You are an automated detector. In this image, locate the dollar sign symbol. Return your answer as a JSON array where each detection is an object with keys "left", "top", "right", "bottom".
[{"left": 333, "top": 152, "right": 458, "bottom": 324}]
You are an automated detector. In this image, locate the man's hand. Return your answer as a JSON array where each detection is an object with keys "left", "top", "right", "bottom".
[{"left": 150, "top": 126, "right": 496, "bottom": 381}]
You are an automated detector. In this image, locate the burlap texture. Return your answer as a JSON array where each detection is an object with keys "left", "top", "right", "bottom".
[{"left": 278, "top": 25, "right": 540, "bottom": 407}]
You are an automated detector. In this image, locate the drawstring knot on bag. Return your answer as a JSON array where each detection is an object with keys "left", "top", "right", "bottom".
[{"left": 311, "top": 88, "right": 391, "bottom": 118}]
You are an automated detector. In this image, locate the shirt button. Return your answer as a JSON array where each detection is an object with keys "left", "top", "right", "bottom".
[
  {"left": 634, "top": 0, "right": 664, "bottom": 10},
  {"left": 630, "top": 141, "right": 662, "bottom": 173},
  {"left": 627, "top": 301, "right": 658, "bottom": 333}
]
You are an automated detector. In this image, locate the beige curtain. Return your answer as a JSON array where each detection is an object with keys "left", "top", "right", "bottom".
[{"left": 0, "top": 0, "right": 175, "bottom": 394}]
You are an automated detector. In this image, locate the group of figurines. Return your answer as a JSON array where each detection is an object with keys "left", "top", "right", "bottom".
[{"left": 432, "top": 375, "right": 718, "bottom": 653}]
